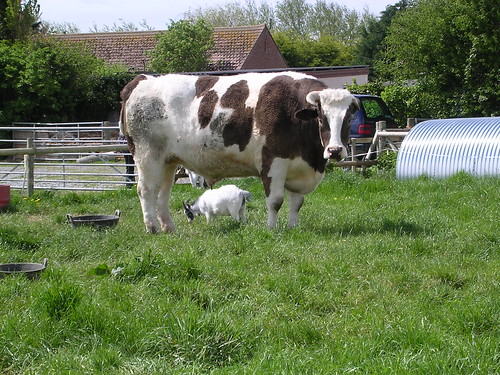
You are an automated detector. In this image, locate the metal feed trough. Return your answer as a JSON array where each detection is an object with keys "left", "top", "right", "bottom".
[
  {"left": 0, "top": 258, "right": 48, "bottom": 280},
  {"left": 67, "top": 210, "right": 121, "bottom": 229}
]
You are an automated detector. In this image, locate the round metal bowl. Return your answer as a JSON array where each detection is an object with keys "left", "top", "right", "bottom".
[
  {"left": 0, "top": 258, "right": 48, "bottom": 280},
  {"left": 67, "top": 210, "right": 121, "bottom": 229}
]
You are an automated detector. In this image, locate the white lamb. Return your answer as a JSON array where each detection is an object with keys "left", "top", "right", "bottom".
[{"left": 183, "top": 184, "right": 252, "bottom": 223}]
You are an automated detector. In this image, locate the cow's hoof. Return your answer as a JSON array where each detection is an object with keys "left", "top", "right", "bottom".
[
  {"left": 145, "top": 223, "right": 159, "bottom": 234},
  {"left": 161, "top": 225, "right": 176, "bottom": 233}
]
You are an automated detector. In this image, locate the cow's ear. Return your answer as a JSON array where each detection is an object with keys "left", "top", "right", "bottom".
[{"left": 295, "top": 108, "right": 318, "bottom": 121}]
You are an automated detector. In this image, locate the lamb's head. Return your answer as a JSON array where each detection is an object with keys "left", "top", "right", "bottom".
[{"left": 183, "top": 201, "right": 196, "bottom": 223}]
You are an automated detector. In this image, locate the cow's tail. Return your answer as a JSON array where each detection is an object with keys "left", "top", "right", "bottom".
[{"left": 119, "top": 105, "right": 127, "bottom": 137}]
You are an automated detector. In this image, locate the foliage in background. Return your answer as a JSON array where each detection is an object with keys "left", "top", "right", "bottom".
[
  {"left": 89, "top": 19, "right": 154, "bottom": 33},
  {"left": 0, "top": 39, "right": 132, "bottom": 125},
  {"left": 379, "top": 0, "right": 499, "bottom": 117},
  {"left": 149, "top": 19, "right": 214, "bottom": 73},
  {"left": 347, "top": 79, "right": 446, "bottom": 127},
  {"left": 273, "top": 32, "right": 355, "bottom": 67},
  {"left": 186, "top": 0, "right": 368, "bottom": 47},
  {"left": 185, "top": 0, "right": 371, "bottom": 68},
  {"left": 185, "top": 0, "right": 274, "bottom": 29},
  {"left": 0, "top": 0, "right": 41, "bottom": 42},
  {"left": 355, "top": 0, "right": 409, "bottom": 77}
]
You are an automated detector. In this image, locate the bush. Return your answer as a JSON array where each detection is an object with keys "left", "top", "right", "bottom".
[{"left": 0, "top": 39, "right": 132, "bottom": 125}]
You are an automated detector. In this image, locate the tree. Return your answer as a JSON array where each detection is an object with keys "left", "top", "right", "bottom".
[
  {"left": 311, "top": 0, "right": 363, "bottom": 44},
  {"left": 0, "top": 0, "right": 41, "bottom": 42},
  {"left": 41, "top": 21, "right": 80, "bottom": 34},
  {"left": 185, "top": 0, "right": 370, "bottom": 47},
  {"left": 379, "top": 0, "right": 499, "bottom": 117},
  {"left": 274, "top": 0, "right": 313, "bottom": 36},
  {"left": 355, "top": 0, "right": 409, "bottom": 73},
  {"left": 273, "top": 31, "right": 354, "bottom": 67},
  {"left": 185, "top": 0, "right": 274, "bottom": 27},
  {"left": 148, "top": 19, "right": 214, "bottom": 73},
  {"left": 0, "top": 39, "right": 132, "bottom": 124},
  {"left": 89, "top": 19, "right": 154, "bottom": 33}
]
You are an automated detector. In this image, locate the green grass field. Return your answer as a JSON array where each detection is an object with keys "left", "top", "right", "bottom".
[{"left": 0, "top": 170, "right": 498, "bottom": 374}]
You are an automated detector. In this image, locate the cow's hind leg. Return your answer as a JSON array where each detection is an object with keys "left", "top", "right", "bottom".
[
  {"left": 156, "top": 163, "right": 177, "bottom": 232},
  {"left": 286, "top": 190, "right": 304, "bottom": 229},
  {"left": 136, "top": 161, "right": 164, "bottom": 233}
]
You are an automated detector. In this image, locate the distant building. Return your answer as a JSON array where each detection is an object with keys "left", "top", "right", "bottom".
[
  {"left": 53, "top": 24, "right": 287, "bottom": 72},
  {"left": 53, "top": 23, "right": 368, "bottom": 88}
]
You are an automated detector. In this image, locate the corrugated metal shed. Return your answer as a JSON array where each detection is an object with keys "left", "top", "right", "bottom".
[{"left": 396, "top": 117, "right": 500, "bottom": 179}]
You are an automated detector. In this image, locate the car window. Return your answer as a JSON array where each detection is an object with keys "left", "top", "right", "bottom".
[{"left": 360, "top": 98, "right": 388, "bottom": 119}]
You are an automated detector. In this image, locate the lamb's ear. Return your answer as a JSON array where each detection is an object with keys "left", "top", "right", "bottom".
[
  {"left": 183, "top": 201, "right": 190, "bottom": 210},
  {"left": 295, "top": 107, "right": 318, "bottom": 121}
]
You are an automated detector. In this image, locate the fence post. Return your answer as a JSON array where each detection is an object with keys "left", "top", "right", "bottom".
[
  {"left": 407, "top": 118, "right": 416, "bottom": 129},
  {"left": 350, "top": 138, "right": 357, "bottom": 171},
  {"left": 24, "top": 138, "right": 35, "bottom": 197},
  {"left": 376, "top": 121, "right": 387, "bottom": 156},
  {"left": 103, "top": 121, "right": 112, "bottom": 140}
]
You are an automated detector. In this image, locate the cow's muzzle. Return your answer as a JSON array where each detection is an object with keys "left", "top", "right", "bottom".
[{"left": 327, "top": 146, "right": 343, "bottom": 161}]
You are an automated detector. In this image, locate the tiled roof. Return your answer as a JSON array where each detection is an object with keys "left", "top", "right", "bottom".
[
  {"left": 53, "top": 24, "right": 272, "bottom": 72},
  {"left": 209, "top": 24, "right": 267, "bottom": 70},
  {"left": 53, "top": 30, "right": 157, "bottom": 72}
]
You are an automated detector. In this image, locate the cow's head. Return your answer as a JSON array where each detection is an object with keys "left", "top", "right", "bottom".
[{"left": 295, "top": 89, "right": 359, "bottom": 160}]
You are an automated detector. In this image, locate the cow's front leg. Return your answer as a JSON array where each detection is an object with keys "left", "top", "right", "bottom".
[
  {"left": 266, "top": 194, "right": 283, "bottom": 229},
  {"left": 263, "top": 159, "right": 289, "bottom": 229},
  {"left": 156, "top": 163, "right": 177, "bottom": 232},
  {"left": 286, "top": 190, "right": 304, "bottom": 229}
]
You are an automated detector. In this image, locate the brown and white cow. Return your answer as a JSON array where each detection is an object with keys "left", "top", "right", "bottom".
[{"left": 120, "top": 72, "right": 358, "bottom": 233}]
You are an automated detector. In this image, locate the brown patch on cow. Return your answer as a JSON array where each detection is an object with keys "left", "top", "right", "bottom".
[
  {"left": 341, "top": 99, "right": 359, "bottom": 145},
  {"left": 121, "top": 75, "right": 147, "bottom": 102},
  {"left": 198, "top": 90, "right": 218, "bottom": 129},
  {"left": 120, "top": 75, "right": 147, "bottom": 156},
  {"left": 195, "top": 76, "right": 219, "bottom": 97},
  {"left": 220, "top": 80, "right": 253, "bottom": 151},
  {"left": 255, "top": 75, "right": 329, "bottom": 179}
]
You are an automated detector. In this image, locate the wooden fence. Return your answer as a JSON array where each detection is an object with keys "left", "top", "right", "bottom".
[
  {"left": 0, "top": 123, "right": 133, "bottom": 196},
  {"left": 0, "top": 121, "right": 411, "bottom": 196}
]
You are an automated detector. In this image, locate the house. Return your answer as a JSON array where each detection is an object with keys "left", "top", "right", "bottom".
[
  {"left": 53, "top": 24, "right": 288, "bottom": 72},
  {"left": 54, "top": 23, "right": 368, "bottom": 89}
]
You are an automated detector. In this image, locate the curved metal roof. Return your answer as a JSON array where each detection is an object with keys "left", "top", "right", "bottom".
[{"left": 396, "top": 117, "right": 500, "bottom": 179}]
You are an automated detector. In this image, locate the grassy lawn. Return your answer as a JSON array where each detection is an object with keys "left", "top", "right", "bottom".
[{"left": 0, "top": 169, "right": 498, "bottom": 374}]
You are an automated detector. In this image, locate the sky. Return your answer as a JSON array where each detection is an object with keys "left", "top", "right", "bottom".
[{"left": 38, "top": 0, "right": 394, "bottom": 33}]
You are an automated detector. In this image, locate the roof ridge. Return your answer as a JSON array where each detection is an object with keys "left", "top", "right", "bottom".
[
  {"left": 214, "top": 24, "right": 267, "bottom": 32},
  {"left": 56, "top": 30, "right": 159, "bottom": 37},
  {"left": 55, "top": 24, "right": 267, "bottom": 38}
]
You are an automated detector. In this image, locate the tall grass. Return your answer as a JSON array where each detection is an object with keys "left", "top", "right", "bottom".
[{"left": 0, "top": 170, "right": 498, "bottom": 374}]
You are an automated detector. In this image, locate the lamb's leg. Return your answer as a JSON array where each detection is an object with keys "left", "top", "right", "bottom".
[
  {"left": 229, "top": 203, "right": 242, "bottom": 222},
  {"left": 238, "top": 200, "right": 247, "bottom": 222}
]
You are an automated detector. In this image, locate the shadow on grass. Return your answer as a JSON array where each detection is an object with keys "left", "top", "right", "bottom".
[{"left": 307, "top": 218, "right": 426, "bottom": 237}]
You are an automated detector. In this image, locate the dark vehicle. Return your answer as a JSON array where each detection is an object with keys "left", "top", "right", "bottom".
[{"left": 350, "top": 95, "right": 397, "bottom": 138}]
